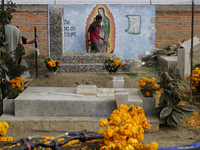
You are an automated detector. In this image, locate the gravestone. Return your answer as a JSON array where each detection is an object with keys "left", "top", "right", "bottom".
[{"left": 178, "top": 37, "right": 200, "bottom": 79}]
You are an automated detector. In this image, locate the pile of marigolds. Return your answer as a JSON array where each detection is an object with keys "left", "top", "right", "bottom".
[
  {"left": 0, "top": 122, "right": 13, "bottom": 141},
  {"left": 98, "top": 104, "right": 158, "bottom": 150}
]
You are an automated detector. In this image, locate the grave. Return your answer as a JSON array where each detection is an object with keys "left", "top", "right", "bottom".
[
  {"left": 178, "top": 37, "right": 200, "bottom": 79},
  {"left": 2, "top": 85, "right": 159, "bottom": 133}
]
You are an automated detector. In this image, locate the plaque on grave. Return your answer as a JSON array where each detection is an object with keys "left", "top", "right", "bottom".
[{"left": 76, "top": 85, "right": 97, "bottom": 95}]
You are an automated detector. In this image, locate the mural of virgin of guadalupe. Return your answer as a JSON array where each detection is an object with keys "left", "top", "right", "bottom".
[
  {"left": 85, "top": 5, "right": 116, "bottom": 53},
  {"left": 93, "top": 7, "right": 110, "bottom": 53}
]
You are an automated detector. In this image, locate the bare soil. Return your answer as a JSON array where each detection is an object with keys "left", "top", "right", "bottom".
[
  {"left": 1, "top": 126, "right": 200, "bottom": 149},
  {"left": 28, "top": 73, "right": 138, "bottom": 88}
]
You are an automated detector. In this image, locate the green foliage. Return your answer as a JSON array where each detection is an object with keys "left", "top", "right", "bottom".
[
  {"left": 43, "top": 56, "right": 60, "bottom": 73},
  {"left": 103, "top": 57, "right": 123, "bottom": 73},
  {"left": 6, "top": 50, "right": 26, "bottom": 79},
  {"left": 155, "top": 68, "right": 197, "bottom": 126},
  {"left": 8, "top": 85, "right": 19, "bottom": 99},
  {"left": 142, "top": 45, "right": 179, "bottom": 66}
]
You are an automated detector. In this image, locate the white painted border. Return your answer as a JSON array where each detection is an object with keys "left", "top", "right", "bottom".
[{"left": 2, "top": 0, "right": 200, "bottom": 5}]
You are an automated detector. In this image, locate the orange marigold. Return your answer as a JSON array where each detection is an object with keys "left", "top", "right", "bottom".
[
  {"left": 186, "top": 76, "right": 190, "bottom": 80},
  {"left": 20, "top": 87, "right": 25, "bottom": 91},
  {"left": 11, "top": 84, "right": 15, "bottom": 89},
  {"left": 146, "top": 92, "right": 150, "bottom": 97}
]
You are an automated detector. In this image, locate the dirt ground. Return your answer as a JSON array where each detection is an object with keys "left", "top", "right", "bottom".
[
  {"left": 1, "top": 126, "right": 200, "bottom": 149},
  {"left": 28, "top": 73, "right": 138, "bottom": 88}
]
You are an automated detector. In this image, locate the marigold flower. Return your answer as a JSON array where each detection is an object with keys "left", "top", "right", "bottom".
[
  {"left": 186, "top": 76, "right": 190, "bottom": 80},
  {"left": 9, "top": 79, "right": 15, "bottom": 83},
  {"left": 121, "top": 63, "right": 124, "bottom": 66},
  {"left": 100, "top": 146, "right": 109, "bottom": 150},
  {"left": 16, "top": 83, "right": 21, "bottom": 89},
  {"left": 146, "top": 92, "right": 150, "bottom": 97},
  {"left": 18, "top": 93, "right": 21, "bottom": 95},
  {"left": 110, "top": 116, "right": 121, "bottom": 126},
  {"left": 20, "top": 87, "right": 25, "bottom": 91},
  {"left": 150, "top": 142, "right": 159, "bottom": 150},
  {"left": 11, "top": 84, "right": 15, "bottom": 89},
  {"left": 114, "top": 57, "right": 117, "bottom": 59},
  {"left": 3, "top": 122, "right": 9, "bottom": 130},
  {"left": 99, "top": 119, "right": 108, "bottom": 127},
  {"left": 138, "top": 83, "right": 142, "bottom": 88}
]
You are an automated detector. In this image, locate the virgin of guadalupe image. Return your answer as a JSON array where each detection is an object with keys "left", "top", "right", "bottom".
[
  {"left": 85, "top": 5, "right": 116, "bottom": 53},
  {"left": 93, "top": 7, "right": 110, "bottom": 53}
]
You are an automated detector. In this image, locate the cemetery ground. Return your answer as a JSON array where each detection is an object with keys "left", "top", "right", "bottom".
[{"left": 1, "top": 53, "right": 200, "bottom": 149}]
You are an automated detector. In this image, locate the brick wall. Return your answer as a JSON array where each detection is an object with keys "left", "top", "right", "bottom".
[
  {"left": 155, "top": 10, "right": 200, "bottom": 48},
  {"left": 11, "top": 5, "right": 48, "bottom": 56}
]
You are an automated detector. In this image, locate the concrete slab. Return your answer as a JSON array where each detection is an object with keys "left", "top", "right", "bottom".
[
  {"left": 157, "top": 56, "right": 178, "bottom": 70},
  {"left": 0, "top": 114, "right": 159, "bottom": 133},
  {"left": 14, "top": 87, "right": 143, "bottom": 117}
]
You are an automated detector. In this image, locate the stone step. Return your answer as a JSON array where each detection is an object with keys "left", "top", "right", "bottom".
[
  {"left": 58, "top": 63, "right": 134, "bottom": 73},
  {"left": 157, "top": 56, "right": 178, "bottom": 70},
  {"left": 0, "top": 114, "right": 159, "bottom": 133},
  {"left": 61, "top": 54, "right": 115, "bottom": 64},
  {"left": 13, "top": 87, "right": 143, "bottom": 117}
]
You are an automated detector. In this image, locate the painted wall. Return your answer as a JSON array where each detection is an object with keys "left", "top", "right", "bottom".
[{"left": 62, "top": 4, "right": 155, "bottom": 60}]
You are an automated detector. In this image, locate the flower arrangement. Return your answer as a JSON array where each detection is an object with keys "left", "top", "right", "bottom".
[
  {"left": 186, "top": 67, "right": 200, "bottom": 92},
  {"left": 43, "top": 56, "right": 60, "bottom": 73},
  {"left": 0, "top": 122, "right": 13, "bottom": 141},
  {"left": 138, "top": 77, "right": 160, "bottom": 97},
  {"left": 8, "top": 77, "right": 25, "bottom": 99},
  {"left": 98, "top": 104, "right": 158, "bottom": 150},
  {"left": 103, "top": 57, "right": 124, "bottom": 73}
]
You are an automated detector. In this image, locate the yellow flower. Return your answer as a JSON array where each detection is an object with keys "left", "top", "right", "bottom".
[
  {"left": 9, "top": 79, "right": 15, "bottom": 83},
  {"left": 121, "top": 63, "right": 124, "bottom": 66},
  {"left": 127, "top": 138, "right": 138, "bottom": 146},
  {"left": 20, "top": 87, "right": 25, "bottom": 91},
  {"left": 146, "top": 92, "right": 150, "bottom": 97},
  {"left": 151, "top": 77, "right": 156, "bottom": 82},
  {"left": 186, "top": 76, "right": 190, "bottom": 80},
  {"left": 142, "top": 82, "right": 146, "bottom": 86},
  {"left": 11, "top": 84, "right": 15, "bottom": 89},
  {"left": 3, "top": 122, "right": 9, "bottom": 130},
  {"left": 153, "top": 84, "right": 158, "bottom": 90},
  {"left": 100, "top": 146, "right": 109, "bottom": 150},
  {"left": 110, "top": 116, "right": 121, "bottom": 126},
  {"left": 125, "top": 144, "right": 134, "bottom": 150},
  {"left": 150, "top": 142, "right": 159, "bottom": 150},
  {"left": 114, "top": 57, "right": 117, "bottom": 59},
  {"left": 138, "top": 83, "right": 142, "bottom": 88},
  {"left": 99, "top": 119, "right": 108, "bottom": 127},
  {"left": 16, "top": 83, "right": 21, "bottom": 89}
]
